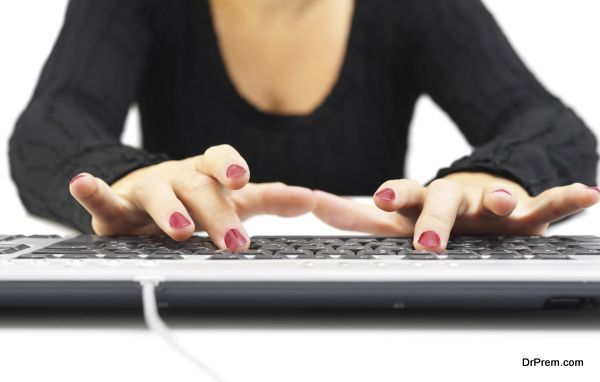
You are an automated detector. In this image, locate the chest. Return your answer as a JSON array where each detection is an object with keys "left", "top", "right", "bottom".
[{"left": 208, "top": 0, "right": 354, "bottom": 115}]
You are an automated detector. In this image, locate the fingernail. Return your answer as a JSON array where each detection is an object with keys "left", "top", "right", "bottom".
[
  {"left": 226, "top": 164, "right": 247, "bottom": 178},
  {"left": 418, "top": 230, "right": 440, "bottom": 248},
  {"left": 70, "top": 174, "right": 85, "bottom": 184},
  {"left": 224, "top": 228, "right": 246, "bottom": 250},
  {"left": 492, "top": 188, "right": 512, "bottom": 196},
  {"left": 169, "top": 212, "right": 191, "bottom": 229},
  {"left": 587, "top": 186, "right": 600, "bottom": 194},
  {"left": 375, "top": 188, "right": 395, "bottom": 201}
]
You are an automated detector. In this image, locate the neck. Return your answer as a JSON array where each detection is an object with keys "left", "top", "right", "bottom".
[{"left": 215, "top": 0, "right": 321, "bottom": 21}]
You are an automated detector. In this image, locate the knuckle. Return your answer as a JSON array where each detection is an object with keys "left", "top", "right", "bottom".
[
  {"left": 131, "top": 179, "right": 158, "bottom": 199},
  {"left": 205, "top": 144, "right": 234, "bottom": 157},
  {"left": 430, "top": 178, "right": 459, "bottom": 191},
  {"left": 406, "top": 179, "right": 422, "bottom": 188},
  {"left": 396, "top": 179, "right": 421, "bottom": 189},
  {"left": 179, "top": 175, "right": 217, "bottom": 195},
  {"left": 155, "top": 160, "right": 178, "bottom": 171},
  {"left": 216, "top": 143, "right": 235, "bottom": 152}
]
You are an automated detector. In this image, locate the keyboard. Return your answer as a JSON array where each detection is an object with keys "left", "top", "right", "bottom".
[
  {"left": 2, "top": 234, "right": 600, "bottom": 310},
  {"left": 4, "top": 234, "right": 600, "bottom": 261}
]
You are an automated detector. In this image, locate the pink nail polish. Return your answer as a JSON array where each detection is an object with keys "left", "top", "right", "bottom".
[
  {"left": 226, "top": 164, "right": 246, "bottom": 178},
  {"left": 587, "top": 186, "right": 600, "bottom": 194},
  {"left": 169, "top": 212, "right": 191, "bottom": 229},
  {"left": 375, "top": 188, "right": 395, "bottom": 201},
  {"left": 418, "top": 230, "right": 440, "bottom": 247},
  {"left": 224, "top": 229, "right": 246, "bottom": 250},
  {"left": 70, "top": 174, "right": 85, "bottom": 184},
  {"left": 492, "top": 188, "right": 512, "bottom": 196}
]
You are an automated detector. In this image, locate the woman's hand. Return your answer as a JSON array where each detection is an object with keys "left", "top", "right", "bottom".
[
  {"left": 68, "top": 144, "right": 316, "bottom": 250},
  {"left": 313, "top": 172, "right": 600, "bottom": 252}
]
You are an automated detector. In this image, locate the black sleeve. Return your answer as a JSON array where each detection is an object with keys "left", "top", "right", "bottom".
[
  {"left": 408, "top": 0, "right": 598, "bottom": 194},
  {"left": 9, "top": 0, "right": 167, "bottom": 232}
]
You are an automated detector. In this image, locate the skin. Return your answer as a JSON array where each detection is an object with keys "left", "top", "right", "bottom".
[
  {"left": 69, "top": 0, "right": 600, "bottom": 251},
  {"left": 209, "top": 0, "right": 353, "bottom": 115}
]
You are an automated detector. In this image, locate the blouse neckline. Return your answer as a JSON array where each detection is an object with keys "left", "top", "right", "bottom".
[{"left": 195, "top": 0, "right": 362, "bottom": 130}]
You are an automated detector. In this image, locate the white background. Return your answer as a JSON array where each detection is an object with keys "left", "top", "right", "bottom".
[{"left": 0, "top": 1, "right": 599, "bottom": 382}]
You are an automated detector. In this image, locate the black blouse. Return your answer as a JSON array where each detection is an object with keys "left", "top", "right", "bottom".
[{"left": 9, "top": 0, "right": 598, "bottom": 232}]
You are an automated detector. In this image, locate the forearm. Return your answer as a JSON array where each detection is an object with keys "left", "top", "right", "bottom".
[
  {"left": 9, "top": 99, "right": 167, "bottom": 232},
  {"left": 435, "top": 106, "right": 598, "bottom": 195}
]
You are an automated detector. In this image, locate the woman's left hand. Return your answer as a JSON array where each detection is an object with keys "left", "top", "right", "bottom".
[{"left": 312, "top": 172, "right": 600, "bottom": 252}]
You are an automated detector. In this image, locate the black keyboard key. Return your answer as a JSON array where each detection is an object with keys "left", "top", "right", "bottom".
[
  {"left": 103, "top": 253, "right": 140, "bottom": 259},
  {"left": 236, "top": 250, "right": 273, "bottom": 258},
  {"left": 0, "top": 235, "right": 24, "bottom": 241},
  {"left": 187, "top": 246, "right": 218, "bottom": 253},
  {"left": 568, "top": 250, "right": 600, "bottom": 255},
  {"left": 16, "top": 253, "right": 53, "bottom": 259},
  {"left": 45, "top": 244, "right": 92, "bottom": 250},
  {"left": 33, "top": 249, "right": 98, "bottom": 255},
  {"left": 60, "top": 253, "right": 97, "bottom": 259},
  {"left": 113, "top": 250, "right": 140, "bottom": 255},
  {"left": 191, "top": 249, "right": 221, "bottom": 256},
  {"left": 147, "top": 253, "right": 183, "bottom": 260},
  {"left": 274, "top": 250, "right": 312, "bottom": 258},
  {"left": 313, "top": 238, "right": 346, "bottom": 246},
  {"left": 490, "top": 253, "right": 527, "bottom": 260},
  {"left": 368, "top": 245, "right": 407, "bottom": 253},
  {"left": 254, "top": 243, "right": 290, "bottom": 251},
  {"left": 345, "top": 238, "right": 380, "bottom": 244},
  {"left": 208, "top": 253, "right": 242, "bottom": 260},
  {"left": 336, "top": 244, "right": 369, "bottom": 252},
  {"left": 357, "top": 249, "right": 398, "bottom": 257},
  {"left": 553, "top": 235, "right": 600, "bottom": 243},
  {"left": 533, "top": 252, "right": 571, "bottom": 260},
  {"left": 579, "top": 245, "right": 600, "bottom": 250},
  {"left": 316, "top": 249, "right": 355, "bottom": 259},
  {"left": 270, "top": 237, "right": 302, "bottom": 242},
  {"left": 406, "top": 251, "right": 439, "bottom": 260},
  {"left": 445, "top": 251, "right": 481, "bottom": 260},
  {"left": 27, "top": 234, "right": 61, "bottom": 239},
  {"left": 137, "top": 247, "right": 158, "bottom": 255},
  {"left": 151, "top": 250, "right": 181, "bottom": 255},
  {"left": 98, "top": 245, "right": 122, "bottom": 251},
  {"left": 447, "top": 253, "right": 482, "bottom": 260},
  {"left": 293, "top": 244, "right": 332, "bottom": 252},
  {"left": 382, "top": 238, "right": 411, "bottom": 245}
]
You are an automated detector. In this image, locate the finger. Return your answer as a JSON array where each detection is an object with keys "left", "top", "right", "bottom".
[
  {"left": 231, "top": 182, "right": 317, "bottom": 220},
  {"left": 131, "top": 178, "right": 195, "bottom": 241},
  {"left": 312, "top": 190, "right": 410, "bottom": 235},
  {"left": 373, "top": 179, "right": 425, "bottom": 212},
  {"left": 480, "top": 183, "right": 518, "bottom": 217},
  {"left": 69, "top": 173, "right": 128, "bottom": 224},
  {"left": 188, "top": 144, "right": 250, "bottom": 190},
  {"left": 413, "top": 179, "right": 465, "bottom": 252},
  {"left": 174, "top": 172, "right": 249, "bottom": 250},
  {"left": 526, "top": 183, "right": 600, "bottom": 225}
]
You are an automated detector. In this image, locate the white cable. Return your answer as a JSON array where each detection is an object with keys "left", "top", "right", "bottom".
[{"left": 140, "top": 280, "right": 226, "bottom": 382}]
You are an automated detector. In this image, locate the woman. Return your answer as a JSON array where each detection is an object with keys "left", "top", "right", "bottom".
[{"left": 9, "top": 0, "right": 599, "bottom": 252}]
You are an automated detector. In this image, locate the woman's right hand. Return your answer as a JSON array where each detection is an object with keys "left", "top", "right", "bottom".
[{"left": 68, "top": 144, "right": 316, "bottom": 250}]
